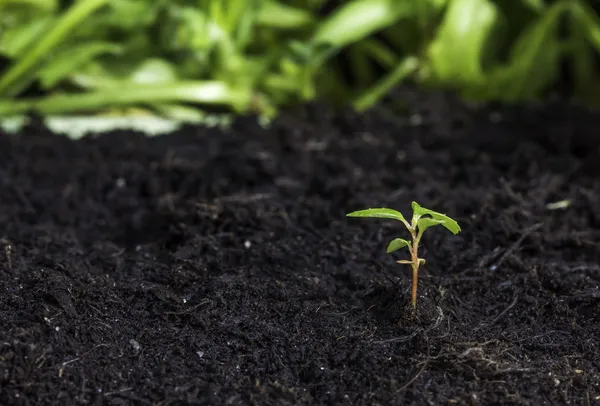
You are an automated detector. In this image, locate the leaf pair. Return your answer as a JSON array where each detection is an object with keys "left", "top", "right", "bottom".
[
  {"left": 410, "top": 201, "right": 461, "bottom": 235},
  {"left": 346, "top": 201, "right": 461, "bottom": 254},
  {"left": 347, "top": 201, "right": 460, "bottom": 233}
]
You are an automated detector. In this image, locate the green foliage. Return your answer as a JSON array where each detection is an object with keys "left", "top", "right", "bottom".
[
  {"left": 411, "top": 201, "right": 461, "bottom": 235},
  {"left": 0, "top": 0, "right": 599, "bottom": 120},
  {"left": 386, "top": 238, "right": 410, "bottom": 254},
  {"left": 347, "top": 207, "right": 408, "bottom": 223},
  {"left": 347, "top": 202, "right": 460, "bottom": 251}
]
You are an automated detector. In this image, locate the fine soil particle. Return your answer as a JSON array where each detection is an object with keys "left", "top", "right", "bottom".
[{"left": 1, "top": 95, "right": 599, "bottom": 405}]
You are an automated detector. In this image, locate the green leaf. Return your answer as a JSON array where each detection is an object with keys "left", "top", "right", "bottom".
[
  {"left": 521, "top": 0, "right": 545, "bottom": 12},
  {"left": 0, "top": 0, "right": 110, "bottom": 97},
  {"left": 68, "top": 62, "right": 122, "bottom": 90},
  {"left": 128, "top": 58, "right": 179, "bottom": 85},
  {"left": 313, "top": 0, "right": 413, "bottom": 48},
  {"left": 573, "top": 0, "right": 600, "bottom": 52},
  {"left": 482, "top": 1, "right": 566, "bottom": 102},
  {"left": 411, "top": 201, "right": 461, "bottom": 235},
  {"left": 346, "top": 208, "right": 407, "bottom": 223},
  {"left": 416, "top": 217, "right": 445, "bottom": 233},
  {"left": 151, "top": 103, "right": 208, "bottom": 123},
  {"left": 426, "top": 0, "right": 499, "bottom": 87},
  {"left": 567, "top": 1, "right": 595, "bottom": 101},
  {"left": 0, "top": 81, "right": 251, "bottom": 116},
  {"left": 256, "top": 0, "right": 316, "bottom": 29},
  {"left": 37, "top": 42, "right": 122, "bottom": 88},
  {"left": 386, "top": 238, "right": 410, "bottom": 253},
  {"left": 0, "top": 16, "right": 55, "bottom": 58},
  {"left": 353, "top": 56, "right": 419, "bottom": 111},
  {"left": 0, "top": 0, "right": 58, "bottom": 11}
]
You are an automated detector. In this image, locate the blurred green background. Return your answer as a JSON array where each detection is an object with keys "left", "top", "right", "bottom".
[{"left": 1, "top": 0, "right": 599, "bottom": 126}]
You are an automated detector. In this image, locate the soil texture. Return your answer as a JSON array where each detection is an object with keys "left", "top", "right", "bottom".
[{"left": 1, "top": 95, "right": 599, "bottom": 405}]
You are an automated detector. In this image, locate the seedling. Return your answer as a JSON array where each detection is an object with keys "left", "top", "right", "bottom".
[{"left": 347, "top": 201, "right": 461, "bottom": 309}]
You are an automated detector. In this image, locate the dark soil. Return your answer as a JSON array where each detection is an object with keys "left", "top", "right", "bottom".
[{"left": 1, "top": 94, "right": 599, "bottom": 406}]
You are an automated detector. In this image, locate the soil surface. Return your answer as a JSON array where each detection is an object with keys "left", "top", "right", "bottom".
[{"left": 1, "top": 94, "right": 599, "bottom": 405}]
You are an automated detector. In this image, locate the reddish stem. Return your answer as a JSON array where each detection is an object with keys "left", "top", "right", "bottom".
[{"left": 409, "top": 230, "right": 420, "bottom": 309}]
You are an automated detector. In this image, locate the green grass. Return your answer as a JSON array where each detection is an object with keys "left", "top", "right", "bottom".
[{"left": 1, "top": 0, "right": 600, "bottom": 123}]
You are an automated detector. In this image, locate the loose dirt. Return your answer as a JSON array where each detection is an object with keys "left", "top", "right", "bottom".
[{"left": 1, "top": 94, "right": 599, "bottom": 405}]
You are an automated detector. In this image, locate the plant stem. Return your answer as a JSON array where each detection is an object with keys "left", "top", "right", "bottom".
[
  {"left": 410, "top": 229, "right": 420, "bottom": 310},
  {"left": 411, "top": 263, "right": 419, "bottom": 309}
]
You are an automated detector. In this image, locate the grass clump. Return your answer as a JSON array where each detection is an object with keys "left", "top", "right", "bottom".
[{"left": 0, "top": 0, "right": 600, "bottom": 122}]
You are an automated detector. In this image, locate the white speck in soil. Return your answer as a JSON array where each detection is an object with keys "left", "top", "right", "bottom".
[
  {"left": 360, "top": 132, "right": 376, "bottom": 143},
  {"left": 244, "top": 240, "right": 251, "bottom": 249},
  {"left": 197, "top": 351, "right": 204, "bottom": 358},
  {"left": 306, "top": 139, "right": 328, "bottom": 151},
  {"left": 489, "top": 112, "right": 502, "bottom": 123},
  {"left": 409, "top": 114, "right": 423, "bottom": 126},
  {"left": 116, "top": 177, "right": 126, "bottom": 188},
  {"left": 129, "top": 339, "right": 141, "bottom": 352}
]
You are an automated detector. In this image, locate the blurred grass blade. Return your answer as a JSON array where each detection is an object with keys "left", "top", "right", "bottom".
[
  {"left": 0, "top": 16, "right": 55, "bottom": 58},
  {"left": 151, "top": 104, "right": 211, "bottom": 123},
  {"left": 348, "top": 46, "right": 375, "bottom": 87},
  {"left": 68, "top": 63, "right": 122, "bottom": 90},
  {"left": 359, "top": 38, "right": 399, "bottom": 69},
  {"left": 0, "top": 0, "right": 109, "bottom": 97},
  {"left": 128, "top": 59, "right": 179, "bottom": 85},
  {"left": 0, "top": 81, "right": 251, "bottom": 115},
  {"left": 485, "top": 1, "right": 565, "bottom": 101},
  {"left": 572, "top": 0, "right": 600, "bottom": 50},
  {"left": 353, "top": 56, "right": 419, "bottom": 111},
  {"left": 567, "top": 1, "right": 595, "bottom": 101},
  {"left": 256, "top": 0, "right": 316, "bottom": 29},
  {"left": 427, "top": 0, "right": 499, "bottom": 87},
  {"left": 38, "top": 42, "right": 122, "bottom": 88},
  {"left": 313, "top": 0, "right": 413, "bottom": 47},
  {"left": 414, "top": 0, "right": 448, "bottom": 33},
  {"left": 0, "top": 0, "right": 57, "bottom": 9},
  {"left": 521, "top": 0, "right": 545, "bottom": 12}
]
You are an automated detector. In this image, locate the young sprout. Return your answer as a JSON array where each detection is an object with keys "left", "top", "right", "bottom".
[{"left": 347, "top": 201, "right": 461, "bottom": 309}]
